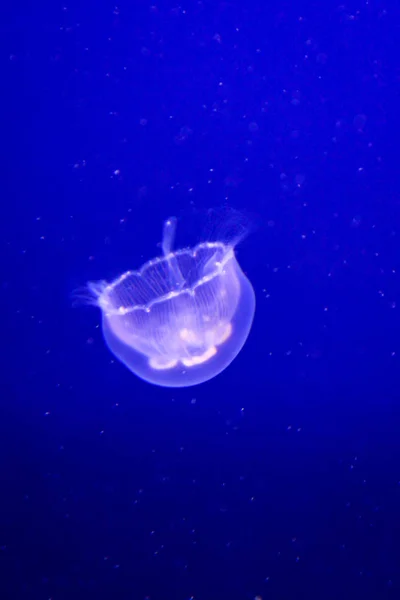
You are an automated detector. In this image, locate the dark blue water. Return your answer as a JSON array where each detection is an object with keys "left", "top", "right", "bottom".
[{"left": 2, "top": 1, "right": 400, "bottom": 599}]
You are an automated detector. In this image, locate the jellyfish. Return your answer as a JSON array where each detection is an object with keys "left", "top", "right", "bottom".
[{"left": 83, "top": 213, "right": 255, "bottom": 387}]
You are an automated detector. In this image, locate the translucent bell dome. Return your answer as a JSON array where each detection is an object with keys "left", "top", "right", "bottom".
[{"left": 86, "top": 216, "right": 255, "bottom": 388}]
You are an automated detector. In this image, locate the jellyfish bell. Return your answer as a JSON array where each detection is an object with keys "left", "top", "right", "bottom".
[{"left": 82, "top": 212, "right": 255, "bottom": 388}]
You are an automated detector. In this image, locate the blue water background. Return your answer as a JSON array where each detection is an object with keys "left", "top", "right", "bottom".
[{"left": 2, "top": 1, "right": 400, "bottom": 599}]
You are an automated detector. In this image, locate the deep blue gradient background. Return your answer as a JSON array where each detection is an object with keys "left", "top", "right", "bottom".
[{"left": 2, "top": 1, "right": 400, "bottom": 599}]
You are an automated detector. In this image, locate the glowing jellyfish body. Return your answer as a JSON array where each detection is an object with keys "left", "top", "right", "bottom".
[{"left": 87, "top": 216, "right": 255, "bottom": 387}]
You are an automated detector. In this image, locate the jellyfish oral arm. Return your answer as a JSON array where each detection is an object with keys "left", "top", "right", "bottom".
[
  {"left": 162, "top": 217, "right": 185, "bottom": 290},
  {"left": 162, "top": 217, "right": 177, "bottom": 256}
]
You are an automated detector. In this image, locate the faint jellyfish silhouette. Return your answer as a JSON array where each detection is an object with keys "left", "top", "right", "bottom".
[{"left": 83, "top": 213, "right": 255, "bottom": 387}]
